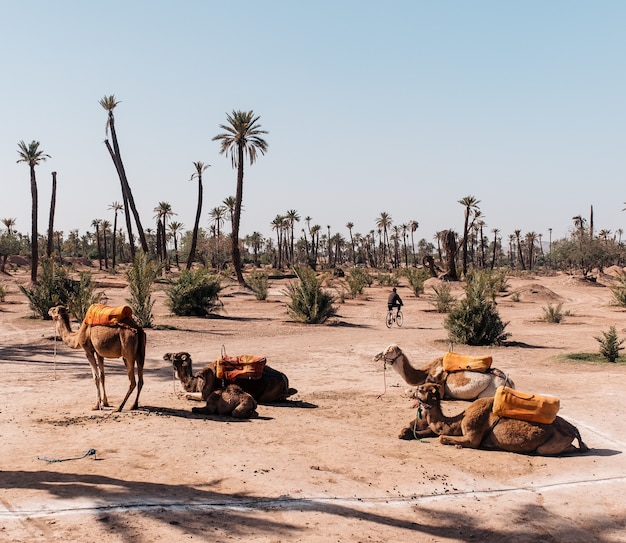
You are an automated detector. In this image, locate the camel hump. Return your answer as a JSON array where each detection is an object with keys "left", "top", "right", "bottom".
[{"left": 84, "top": 304, "right": 134, "bottom": 326}]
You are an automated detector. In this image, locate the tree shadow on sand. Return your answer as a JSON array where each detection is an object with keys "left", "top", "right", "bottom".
[{"left": 2, "top": 470, "right": 622, "bottom": 542}]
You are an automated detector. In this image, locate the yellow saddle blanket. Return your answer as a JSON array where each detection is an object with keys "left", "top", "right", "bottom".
[
  {"left": 84, "top": 304, "right": 133, "bottom": 326},
  {"left": 216, "top": 355, "right": 267, "bottom": 381},
  {"left": 442, "top": 351, "right": 493, "bottom": 373},
  {"left": 493, "top": 385, "right": 560, "bottom": 424}
]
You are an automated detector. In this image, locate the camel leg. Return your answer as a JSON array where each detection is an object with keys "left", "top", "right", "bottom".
[
  {"left": 96, "top": 354, "right": 110, "bottom": 408},
  {"left": 130, "top": 356, "right": 144, "bottom": 411},
  {"left": 439, "top": 433, "right": 483, "bottom": 448},
  {"left": 84, "top": 351, "right": 104, "bottom": 410},
  {"left": 116, "top": 358, "right": 136, "bottom": 412}
]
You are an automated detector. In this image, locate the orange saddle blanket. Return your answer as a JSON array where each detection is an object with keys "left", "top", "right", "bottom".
[
  {"left": 442, "top": 351, "right": 493, "bottom": 373},
  {"left": 216, "top": 354, "right": 267, "bottom": 381},
  {"left": 84, "top": 304, "right": 133, "bottom": 326},
  {"left": 492, "top": 385, "right": 560, "bottom": 424}
]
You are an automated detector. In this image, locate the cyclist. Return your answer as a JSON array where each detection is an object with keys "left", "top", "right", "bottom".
[{"left": 387, "top": 287, "right": 403, "bottom": 316}]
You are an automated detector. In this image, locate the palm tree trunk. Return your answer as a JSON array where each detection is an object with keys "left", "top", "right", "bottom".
[
  {"left": 186, "top": 177, "right": 203, "bottom": 270},
  {"left": 105, "top": 140, "right": 136, "bottom": 260},
  {"left": 47, "top": 171, "right": 57, "bottom": 259},
  {"left": 232, "top": 146, "right": 246, "bottom": 286},
  {"left": 112, "top": 212, "right": 118, "bottom": 269},
  {"left": 30, "top": 165, "right": 39, "bottom": 283}
]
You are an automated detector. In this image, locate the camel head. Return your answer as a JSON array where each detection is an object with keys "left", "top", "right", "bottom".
[
  {"left": 374, "top": 344, "right": 403, "bottom": 368},
  {"left": 48, "top": 305, "right": 72, "bottom": 327},
  {"left": 415, "top": 383, "right": 444, "bottom": 406},
  {"left": 163, "top": 352, "right": 194, "bottom": 380}
]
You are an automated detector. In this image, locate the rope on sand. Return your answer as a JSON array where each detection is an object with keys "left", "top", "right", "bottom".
[{"left": 37, "top": 448, "right": 97, "bottom": 463}]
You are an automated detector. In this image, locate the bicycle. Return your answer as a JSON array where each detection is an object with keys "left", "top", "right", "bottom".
[{"left": 386, "top": 307, "right": 403, "bottom": 328}]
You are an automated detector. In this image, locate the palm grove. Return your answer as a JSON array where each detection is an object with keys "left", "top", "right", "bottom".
[{"left": 4, "top": 97, "right": 626, "bottom": 289}]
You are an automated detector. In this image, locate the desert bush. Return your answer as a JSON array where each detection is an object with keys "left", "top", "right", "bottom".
[
  {"left": 510, "top": 291, "right": 521, "bottom": 302},
  {"left": 610, "top": 274, "right": 626, "bottom": 307},
  {"left": 166, "top": 268, "right": 222, "bottom": 316},
  {"left": 594, "top": 325, "right": 624, "bottom": 363},
  {"left": 126, "top": 251, "right": 160, "bottom": 327},
  {"left": 0, "top": 284, "right": 6, "bottom": 302},
  {"left": 346, "top": 268, "right": 372, "bottom": 298},
  {"left": 542, "top": 303, "right": 564, "bottom": 324},
  {"left": 377, "top": 272, "right": 399, "bottom": 287},
  {"left": 431, "top": 283, "right": 456, "bottom": 313},
  {"left": 248, "top": 269, "right": 269, "bottom": 300},
  {"left": 286, "top": 266, "right": 336, "bottom": 324},
  {"left": 444, "top": 271, "right": 510, "bottom": 346},
  {"left": 19, "top": 259, "right": 75, "bottom": 319},
  {"left": 404, "top": 267, "right": 430, "bottom": 297}
]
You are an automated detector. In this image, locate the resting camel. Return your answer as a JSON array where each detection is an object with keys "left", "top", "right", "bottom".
[
  {"left": 192, "top": 384, "right": 258, "bottom": 418},
  {"left": 415, "top": 383, "right": 588, "bottom": 455},
  {"left": 163, "top": 352, "right": 297, "bottom": 404},
  {"left": 374, "top": 344, "right": 514, "bottom": 400},
  {"left": 49, "top": 305, "right": 146, "bottom": 411}
]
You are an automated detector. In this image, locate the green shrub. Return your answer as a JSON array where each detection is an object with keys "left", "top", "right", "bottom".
[
  {"left": 594, "top": 325, "right": 624, "bottom": 362},
  {"left": 19, "top": 259, "right": 75, "bottom": 319},
  {"left": 65, "top": 271, "right": 101, "bottom": 321},
  {"left": 404, "top": 267, "right": 430, "bottom": 297},
  {"left": 248, "top": 269, "right": 269, "bottom": 300},
  {"left": 346, "top": 268, "right": 372, "bottom": 298},
  {"left": 542, "top": 303, "right": 564, "bottom": 323},
  {"left": 431, "top": 283, "right": 456, "bottom": 313},
  {"left": 126, "top": 251, "right": 160, "bottom": 327},
  {"left": 444, "top": 271, "right": 510, "bottom": 346},
  {"left": 0, "top": 284, "right": 6, "bottom": 302},
  {"left": 377, "top": 272, "right": 398, "bottom": 287},
  {"left": 166, "top": 268, "right": 222, "bottom": 316},
  {"left": 286, "top": 265, "right": 337, "bottom": 324}
]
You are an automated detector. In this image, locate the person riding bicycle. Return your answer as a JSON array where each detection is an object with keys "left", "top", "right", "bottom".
[{"left": 387, "top": 287, "right": 403, "bottom": 315}]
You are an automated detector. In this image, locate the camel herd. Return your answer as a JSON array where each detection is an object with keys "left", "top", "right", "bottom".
[{"left": 49, "top": 304, "right": 589, "bottom": 457}]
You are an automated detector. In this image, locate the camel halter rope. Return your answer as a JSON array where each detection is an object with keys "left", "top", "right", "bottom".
[{"left": 377, "top": 351, "right": 403, "bottom": 399}]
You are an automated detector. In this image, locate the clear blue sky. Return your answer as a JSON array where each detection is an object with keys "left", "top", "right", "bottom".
[{"left": 1, "top": 1, "right": 625, "bottom": 247}]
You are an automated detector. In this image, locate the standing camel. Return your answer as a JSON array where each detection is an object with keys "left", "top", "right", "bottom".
[{"left": 49, "top": 305, "right": 146, "bottom": 411}]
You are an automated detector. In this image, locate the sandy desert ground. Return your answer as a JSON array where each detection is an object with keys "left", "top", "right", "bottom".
[{"left": 1, "top": 266, "right": 625, "bottom": 543}]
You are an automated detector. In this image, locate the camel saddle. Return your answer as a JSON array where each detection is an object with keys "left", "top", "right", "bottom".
[
  {"left": 442, "top": 351, "right": 492, "bottom": 373},
  {"left": 492, "top": 385, "right": 560, "bottom": 424},
  {"left": 84, "top": 304, "right": 133, "bottom": 327},
  {"left": 216, "top": 354, "right": 267, "bottom": 381}
]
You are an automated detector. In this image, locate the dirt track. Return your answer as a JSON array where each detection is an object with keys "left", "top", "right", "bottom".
[{"left": 1, "top": 270, "right": 625, "bottom": 542}]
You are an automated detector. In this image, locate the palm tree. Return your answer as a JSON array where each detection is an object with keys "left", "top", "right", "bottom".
[
  {"left": 17, "top": 140, "right": 50, "bottom": 283},
  {"left": 108, "top": 201, "right": 123, "bottom": 269},
  {"left": 101, "top": 219, "right": 111, "bottom": 269},
  {"left": 408, "top": 220, "right": 418, "bottom": 266},
  {"left": 514, "top": 229, "right": 526, "bottom": 270},
  {"left": 168, "top": 221, "right": 184, "bottom": 268},
  {"left": 187, "top": 161, "right": 210, "bottom": 270},
  {"left": 99, "top": 95, "right": 148, "bottom": 255},
  {"left": 525, "top": 231, "right": 537, "bottom": 270},
  {"left": 271, "top": 214, "right": 286, "bottom": 269},
  {"left": 245, "top": 231, "right": 264, "bottom": 267},
  {"left": 213, "top": 110, "right": 268, "bottom": 286},
  {"left": 375, "top": 212, "right": 392, "bottom": 266},
  {"left": 209, "top": 205, "right": 226, "bottom": 268},
  {"left": 285, "top": 210, "right": 300, "bottom": 266},
  {"left": 346, "top": 222, "right": 355, "bottom": 266},
  {"left": 2, "top": 218, "right": 16, "bottom": 235},
  {"left": 91, "top": 219, "right": 103, "bottom": 270},
  {"left": 46, "top": 171, "right": 57, "bottom": 259},
  {"left": 490, "top": 228, "right": 500, "bottom": 270},
  {"left": 458, "top": 195, "right": 481, "bottom": 277},
  {"left": 222, "top": 196, "right": 236, "bottom": 234},
  {"left": 154, "top": 202, "right": 175, "bottom": 268}
]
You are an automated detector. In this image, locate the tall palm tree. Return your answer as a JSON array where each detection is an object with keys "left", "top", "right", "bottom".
[
  {"left": 408, "top": 220, "right": 418, "bottom": 266},
  {"left": 458, "top": 195, "right": 480, "bottom": 277},
  {"left": 271, "top": 214, "right": 286, "bottom": 269},
  {"left": 99, "top": 95, "right": 148, "bottom": 255},
  {"left": 525, "top": 231, "right": 537, "bottom": 270},
  {"left": 346, "top": 222, "right": 355, "bottom": 266},
  {"left": 375, "top": 212, "right": 392, "bottom": 266},
  {"left": 168, "top": 221, "right": 184, "bottom": 268},
  {"left": 209, "top": 205, "right": 226, "bottom": 268},
  {"left": 213, "top": 110, "right": 268, "bottom": 286},
  {"left": 91, "top": 219, "right": 103, "bottom": 270},
  {"left": 17, "top": 140, "right": 50, "bottom": 283},
  {"left": 187, "top": 161, "right": 210, "bottom": 270},
  {"left": 101, "top": 219, "right": 111, "bottom": 269},
  {"left": 490, "top": 228, "right": 500, "bottom": 270},
  {"left": 154, "top": 201, "right": 175, "bottom": 265},
  {"left": 46, "top": 171, "right": 57, "bottom": 259},
  {"left": 108, "top": 201, "right": 123, "bottom": 269},
  {"left": 222, "top": 196, "right": 236, "bottom": 234},
  {"left": 514, "top": 229, "right": 526, "bottom": 270},
  {"left": 285, "top": 209, "right": 300, "bottom": 266}
]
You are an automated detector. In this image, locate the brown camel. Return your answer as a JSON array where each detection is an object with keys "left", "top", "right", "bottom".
[
  {"left": 374, "top": 344, "right": 514, "bottom": 400},
  {"left": 192, "top": 384, "right": 258, "bottom": 418},
  {"left": 49, "top": 305, "right": 146, "bottom": 411},
  {"left": 414, "top": 383, "right": 588, "bottom": 455},
  {"left": 163, "top": 352, "right": 297, "bottom": 404}
]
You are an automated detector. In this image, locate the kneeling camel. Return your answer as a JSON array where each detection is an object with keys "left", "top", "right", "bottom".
[
  {"left": 193, "top": 384, "right": 258, "bottom": 418},
  {"left": 415, "top": 383, "right": 588, "bottom": 455}
]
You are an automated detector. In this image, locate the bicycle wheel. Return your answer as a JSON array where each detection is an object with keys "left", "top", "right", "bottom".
[
  {"left": 385, "top": 311, "right": 394, "bottom": 328},
  {"left": 395, "top": 310, "right": 403, "bottom": 327}
]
